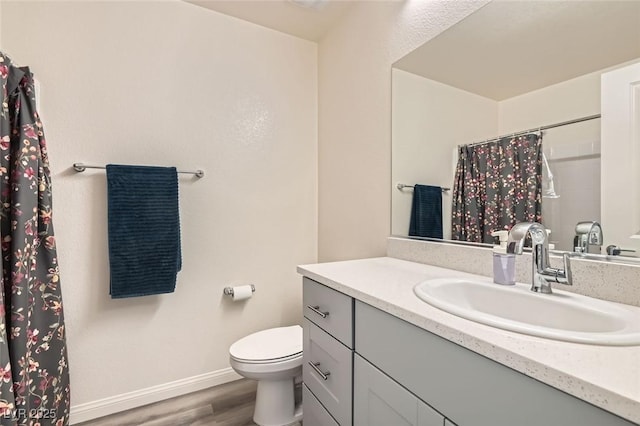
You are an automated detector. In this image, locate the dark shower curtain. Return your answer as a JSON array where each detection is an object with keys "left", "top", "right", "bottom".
[
  {"left": 0, "top": 53, "right": 70, "bottom": 425},
  {"left": 451, "top": 134, "right": 542, "bottom": 244}
]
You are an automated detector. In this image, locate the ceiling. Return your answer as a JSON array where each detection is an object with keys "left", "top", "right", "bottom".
[
  {"left": 185, "top": 0, "right": 355, "bottom": 41},
  {"left": 394, "top": 0, "right": 640, "bottom": 101}
]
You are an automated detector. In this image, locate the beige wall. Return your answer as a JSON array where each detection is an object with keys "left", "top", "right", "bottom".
[
  {"left": 1, "top": 0, "right": 317, "bottom": 416},
  {"left": 498, "top": 74, "right": 600, "bottom": 135},
  {"left": 317, "top": 0, "right": 489, "bottom": 262},
  {"left": 391, "top": 69, "right": 497, "bottom": 239}
]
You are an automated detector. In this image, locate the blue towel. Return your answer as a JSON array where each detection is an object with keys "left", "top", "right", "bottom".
[
  {"left": 408, "top": 184, "right": 443, "bottom": 239},
  {"left": 106, "top": 164, "right": 181, "bottom": 298}
]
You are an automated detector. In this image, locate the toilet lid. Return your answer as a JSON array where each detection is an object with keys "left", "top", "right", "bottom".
[{"left": 230, "top": 325, "right": 302, "bottom": 362}]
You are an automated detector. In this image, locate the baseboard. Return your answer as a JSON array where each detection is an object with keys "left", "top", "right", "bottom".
[{"left": 70, "top": 368, "right": 242, "bottom": 424}]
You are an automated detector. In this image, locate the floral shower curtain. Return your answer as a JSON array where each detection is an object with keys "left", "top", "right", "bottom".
[
  {"left": 0, "top": 54, "right": 70, "bottom": 425},
  {"left": 451, "top": 134, "right": 542, "bottom": 244}
]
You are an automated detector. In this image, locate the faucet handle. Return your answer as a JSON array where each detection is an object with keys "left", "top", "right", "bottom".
[
  {"left": 544, "top": 252, "right": 574, "bottom": 287},
  {"left": 559, "top": 252, "right": 574, "bottom": 286},
  {"left": 606, "top": 245, "right": 637, "bottom": 256}
]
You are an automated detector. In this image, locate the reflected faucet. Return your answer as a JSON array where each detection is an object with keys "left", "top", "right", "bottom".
[
  {"left": 506, "top": 222, "right": 573, "bottom": 294},
  {"left": 574, "top": 221, "right": 603, "bottom": 254}
]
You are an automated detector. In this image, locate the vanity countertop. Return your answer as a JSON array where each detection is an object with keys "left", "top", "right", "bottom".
[{"left": 298, "top": 257, "right": 640, "bottom": 424}]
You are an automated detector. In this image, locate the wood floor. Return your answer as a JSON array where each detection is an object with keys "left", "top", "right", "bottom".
[{"left": 76, "top": 379, "right": 283, "bottom": 426}]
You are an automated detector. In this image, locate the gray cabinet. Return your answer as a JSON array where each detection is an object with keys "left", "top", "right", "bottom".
[
  {"left": 355, "top": 300, "right": 637, "bottom": 426},
  {"left": 302, "top": 278, "right": 354, "bottom": 425},
  {"left": 421, "top": 405, "right": 448, "bottom": 426},
  {"left": 354, "top": 354, "right": 444, "bottom": 426},
  {"left": 302, "top": 276, "right": 637, "bottom": 426}
]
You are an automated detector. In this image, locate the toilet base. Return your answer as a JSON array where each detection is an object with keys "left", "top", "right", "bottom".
[{"left": 253, "top": 378, "right": 303, "bottom": 426}]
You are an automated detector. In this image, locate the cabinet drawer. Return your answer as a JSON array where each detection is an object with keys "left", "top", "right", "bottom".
[
  {"left": 303, "top": 319, "right": 353, "bottom": 426},
  {"left": 303, "top": 277, "right": 353, "bottom": 348},
  {"left": 303, "top": 384, "right": 339, "bottom": 426}
]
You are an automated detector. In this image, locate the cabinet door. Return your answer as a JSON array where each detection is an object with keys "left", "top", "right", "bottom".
[
  {"left": 354, "top": 354, "right": 445, "bottom": 426},
  {"left": 419, "top": 402, "right": 446, "bottom": 426}
]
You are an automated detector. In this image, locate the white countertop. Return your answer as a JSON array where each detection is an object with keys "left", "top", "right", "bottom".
[{"left": 298, "top": 257, "right": 640, "bottom": 424}]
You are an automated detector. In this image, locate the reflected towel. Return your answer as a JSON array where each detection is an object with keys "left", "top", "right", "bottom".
[
  {"left": 542, "top": 152, "right": 559, "bottom": 198},
  {"left": 409, "top": 184, "right": 443, "bottom": 239},
  {"left": 106, "top": 164, "right": 181, "bottom": 298}
]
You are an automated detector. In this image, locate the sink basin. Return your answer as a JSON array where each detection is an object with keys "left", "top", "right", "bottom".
[{"left": 414, "top": 279, "right": 640, "bottom": 345}]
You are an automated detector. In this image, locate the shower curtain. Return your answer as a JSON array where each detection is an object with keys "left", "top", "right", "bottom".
[
  {"left": 452, "top": 134, "right": 542, "bottom": 244},
  {"left": 0, "top": 53, "right": 70, "bottom": 425}
]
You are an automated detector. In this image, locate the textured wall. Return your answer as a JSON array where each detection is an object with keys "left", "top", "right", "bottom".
[
  {"left": 1, "top": 0, "right": 317, "bottom": 409},
  {"left": 317, "top": 0, "right": 489, "bottom": 261}
]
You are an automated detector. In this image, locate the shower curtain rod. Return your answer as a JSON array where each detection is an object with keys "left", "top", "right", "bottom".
[
  {"left": 72, "top": 163, "right": 205, "bottom": 178},
  {"left": 460, "top": 114, "right": 601, "bottom": 148}
]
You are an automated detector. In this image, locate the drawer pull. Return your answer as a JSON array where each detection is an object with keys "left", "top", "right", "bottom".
[
  {"left": 307, "top": 305, "right": 329, "bottom": 318},
  {"left": 308, "top": 361, "right": 331, "bottom": 380}
]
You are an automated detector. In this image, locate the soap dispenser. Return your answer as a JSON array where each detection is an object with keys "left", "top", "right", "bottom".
[{"left": 491, "top": 230, "right": 515, "bottom": 285}]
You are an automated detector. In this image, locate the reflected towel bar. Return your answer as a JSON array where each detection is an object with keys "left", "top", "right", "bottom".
[
  {"left": 73, "top": 163, "right": 205, "bottom": 178},
  {"left": 397, "top": 183, "right": 450, "bottom": 192}
]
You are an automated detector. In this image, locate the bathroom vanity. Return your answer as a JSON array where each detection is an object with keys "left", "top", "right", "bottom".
[{"left": 299, "top": 257, "right": 640, "bottom": 426}]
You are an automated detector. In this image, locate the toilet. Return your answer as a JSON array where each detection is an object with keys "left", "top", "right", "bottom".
[{"left": 229, "top": 325, "right": 303, "bottom": 426}]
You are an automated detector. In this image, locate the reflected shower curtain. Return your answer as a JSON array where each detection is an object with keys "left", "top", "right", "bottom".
[
  {"left": 452, "top": 134, "right": 542, "bottom": 244},
  {"left": 0, "top": 54, "right": 70, "bottom": 425}
]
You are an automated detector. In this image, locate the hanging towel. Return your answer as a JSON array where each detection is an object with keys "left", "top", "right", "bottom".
[
  {"left": 541, "top": 152, "right": 559, "bottom": 198},
  {"left": 409, "top": 184, "right": 443, "bottom": 239},
  {"left": 106, "top": 164, "right": 182, "bottom": 298}
]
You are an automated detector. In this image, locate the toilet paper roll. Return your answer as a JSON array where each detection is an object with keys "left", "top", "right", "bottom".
[{"left": 232, "top": 285, "right": 253, "bottom": 301}]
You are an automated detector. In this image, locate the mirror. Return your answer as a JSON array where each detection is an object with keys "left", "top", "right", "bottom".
[{"left": 391, "top": 0, "right": 640, "bottom": 259}]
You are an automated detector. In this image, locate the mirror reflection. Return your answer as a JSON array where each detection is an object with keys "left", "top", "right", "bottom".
[{"left": 391, "top": 0, "right": 640, "bottom": 258}]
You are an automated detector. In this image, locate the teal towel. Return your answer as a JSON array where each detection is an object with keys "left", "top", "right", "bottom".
[
  {"left": 106, "top": 164, "right": 181, "bottom": 298},
  {"left": 409, "top": 184, "right": 443, "bottom": 239}
]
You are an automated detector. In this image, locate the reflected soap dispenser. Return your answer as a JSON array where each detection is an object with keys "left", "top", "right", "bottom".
[{"left": 491, "top": 230, "right": 515, "bottom": 285}]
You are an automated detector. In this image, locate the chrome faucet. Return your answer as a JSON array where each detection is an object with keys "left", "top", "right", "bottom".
[
  {"left": 574, "top": 221, "right": 603, "bottom": 254},
  {"left": 506, "top": 222, "right": 573, "bottom": 294}
]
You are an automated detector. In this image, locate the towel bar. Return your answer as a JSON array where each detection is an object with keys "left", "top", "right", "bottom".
[
  {"left": 73, "top": 163, "right": 205, "bottom": 178},
  {"left": 397, "top": 183, "right": 450, "bottom": 192}
]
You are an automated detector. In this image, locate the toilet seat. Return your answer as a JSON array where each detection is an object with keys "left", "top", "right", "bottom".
[
  {"left": 230, "top": 325, "right": 302, "bottom": 364},
  {"left": 231, "top": 351, "right": 302, "bottom": 365}
]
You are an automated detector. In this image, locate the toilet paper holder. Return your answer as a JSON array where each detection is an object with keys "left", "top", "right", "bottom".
[{"left": 223, "top": 285, "right": 256, "bottom": 297}]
